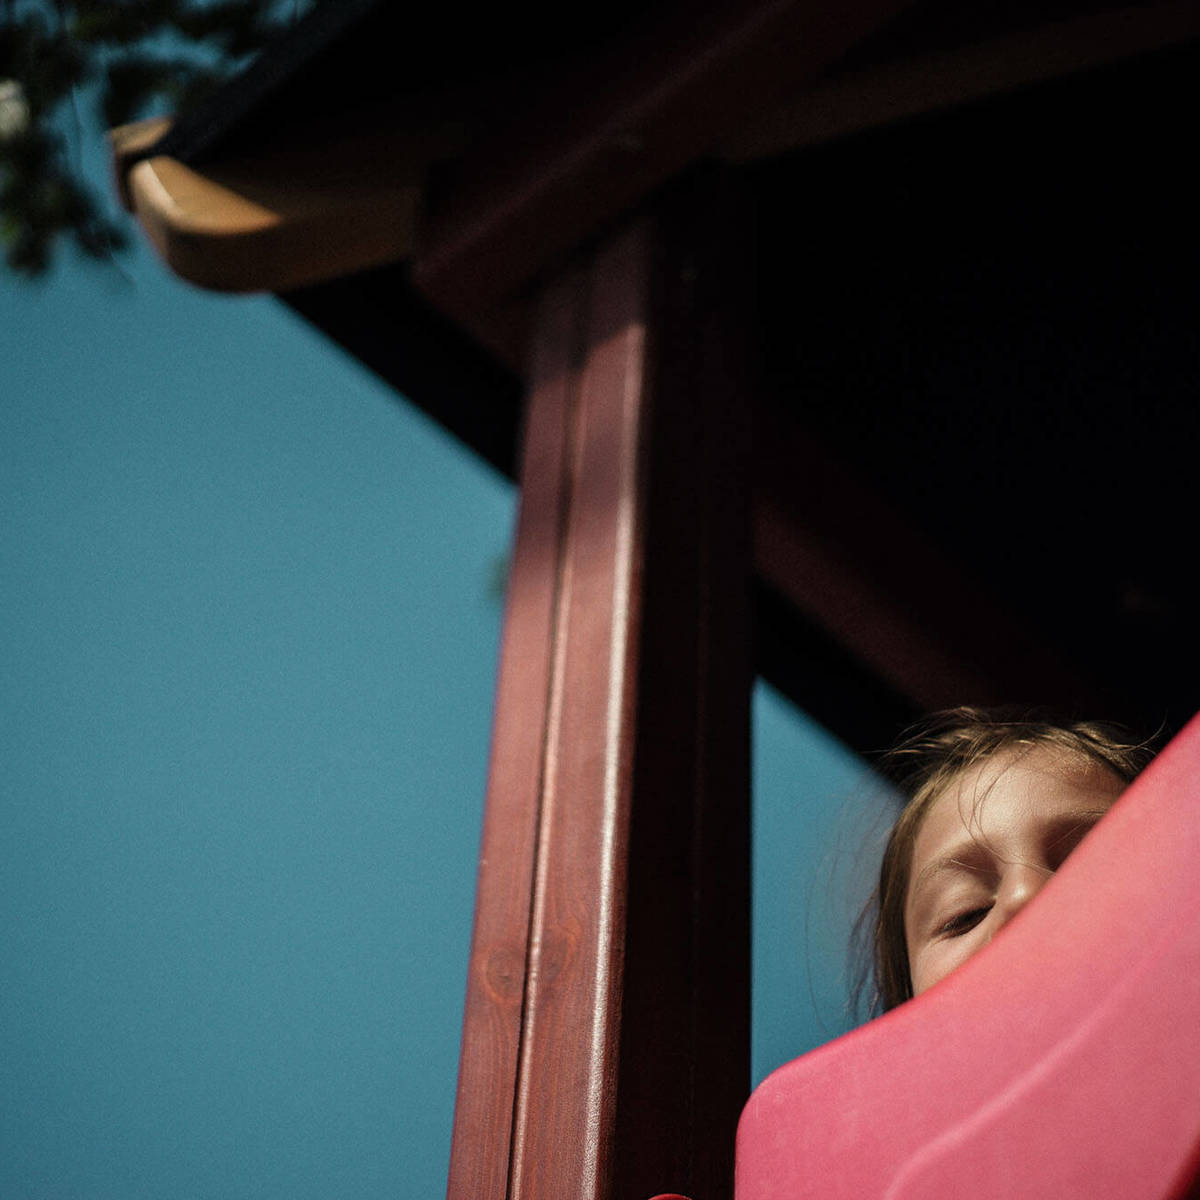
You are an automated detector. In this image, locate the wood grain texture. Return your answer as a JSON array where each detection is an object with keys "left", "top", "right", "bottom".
[
  {"left": 448, "top": 175, "right": 753, "bottom": 1200},
  {"left": 507, "top": 220, "right": 651, "bottom": 1200},
  {"left": 445, "top": 267, "right": 580, "bottom": 1200}
]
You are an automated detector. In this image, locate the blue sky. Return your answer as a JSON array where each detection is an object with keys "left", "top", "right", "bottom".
[{"left": 1, "top": 107, "right": 887, "bottom": 1198}]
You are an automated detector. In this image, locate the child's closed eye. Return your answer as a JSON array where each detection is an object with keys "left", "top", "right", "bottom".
[{"left": 937, "top": 906, "right": 990, "bottom": 937}]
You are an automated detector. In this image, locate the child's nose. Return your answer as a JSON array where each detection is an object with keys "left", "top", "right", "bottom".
[{"left": 992, "top": 862, "right": 1054, "bottom": 932}]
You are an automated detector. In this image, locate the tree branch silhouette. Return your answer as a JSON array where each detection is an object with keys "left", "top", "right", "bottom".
[{"left": 1, "top": 0, "right": 307, "bottom": 277}]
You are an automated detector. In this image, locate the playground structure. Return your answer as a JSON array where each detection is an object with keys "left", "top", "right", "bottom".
[{"left": 112, "top": 2, "right": 1200, "bottom": 1194}]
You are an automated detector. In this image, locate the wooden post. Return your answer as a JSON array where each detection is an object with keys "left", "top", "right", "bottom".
[{"left": 447, "top": 173, "right": 752, "bottom": 1200}]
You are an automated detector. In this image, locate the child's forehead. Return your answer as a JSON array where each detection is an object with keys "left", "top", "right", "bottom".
[
  {"left": 952, "top": 740, "right": 1096, "bottom": 793},
  {"left": 915, "top": 742, "right": 1125, "bottom": 846}
]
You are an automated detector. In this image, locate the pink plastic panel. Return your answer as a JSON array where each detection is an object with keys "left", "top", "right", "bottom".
[{"left": 737, "top": 712, "right": 1200, "bottom": 1200}]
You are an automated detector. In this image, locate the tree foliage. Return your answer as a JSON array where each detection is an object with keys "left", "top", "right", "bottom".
[{"left": 1, "top": 0, "right": 305, "bottom": 276}]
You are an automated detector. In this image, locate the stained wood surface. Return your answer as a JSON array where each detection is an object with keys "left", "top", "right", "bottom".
[
  {"left": 120, "top": 126, "right": 424, "bottom": 293},
  {"left": 752, "top": 412, "right": 1103, "bottom": 713},
  {"left": 723, "top": 0, "right": 1200, "bottom": 159},
  {"left": 610, "top": 174, "right": 753, "bottom": 1200},
  {"left": 447, "top": 176, "right": 752, "bottom": 1200},
  {"left": 508, "top": 222, "right": 649, "bottom": 1200},
  {"left": 443, "top": 266, "right": 578, "bottom": 1199},
  {"left": 412, "top": 0, "right": 920, "bottom": 329}
]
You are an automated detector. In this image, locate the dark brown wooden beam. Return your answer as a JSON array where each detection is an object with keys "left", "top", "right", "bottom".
[
  {"left": 443, "top": 262, "right": 574, "bottom": 1200},
  {"left": 724, "top": 0, "right": 1200, "bottom": 159},
  {"left": 612, "top": 174, "right": 753, "bottom": 1200},
  {"left": 412, "top": 0, "right": 921, "bottom": 345},
  {"left": 752, "top": 406, "right": 1109, "bottom": 716},
  {"left": 447, "top": 175, "right": 752, "bottom": 1200}
]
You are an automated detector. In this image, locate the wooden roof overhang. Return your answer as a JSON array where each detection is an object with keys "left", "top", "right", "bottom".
[
  {"left": 111, "top": 4, "right": 1200, "bottom": 1196},
  {"left": 112, "top": 0, "right": 1200, "bottom": 748}
]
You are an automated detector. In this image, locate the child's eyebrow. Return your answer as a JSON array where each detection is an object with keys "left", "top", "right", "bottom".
[
  {"left": 910, "top": 808, "right": 1113, "bottom": 908},
  {"left": 909, "top": 844, "right": 992, "bottom": 904},
  {"left": 1043, "top": 809, "right": 1109, "bottom": 851}
]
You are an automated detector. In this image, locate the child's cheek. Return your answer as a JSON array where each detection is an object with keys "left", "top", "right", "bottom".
[{"left": 913, "top": 930, "right": 988, "bottom": 997}]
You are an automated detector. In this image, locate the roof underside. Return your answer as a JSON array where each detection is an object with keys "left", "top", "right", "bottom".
[
  {"left": 121, "top": 0, "right": 1200, "bottom": 751},
  {"left": 751, "top": 37, "right": 1200, "bottom": 744}
]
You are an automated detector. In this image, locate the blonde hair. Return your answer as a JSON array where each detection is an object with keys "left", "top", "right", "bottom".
[{"left": 863, "top": 707, "right": 1155, "bottom": 1013}]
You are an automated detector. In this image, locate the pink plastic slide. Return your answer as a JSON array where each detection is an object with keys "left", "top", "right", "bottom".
[{"left": 736, "top": 712, "right": 1200, "bottom": 1199}]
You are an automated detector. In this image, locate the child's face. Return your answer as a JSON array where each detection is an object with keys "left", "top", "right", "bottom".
[{"left": 903, "top": 744, "right": 1127, "bottom": 998}]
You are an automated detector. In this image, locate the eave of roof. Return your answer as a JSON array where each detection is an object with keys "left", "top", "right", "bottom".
[
  {"left": 108, "top": 1, "right": 1200, "bottom": 748},
  {"left": 110, "top": 0, "right": 1199, "bottom": 325}
]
